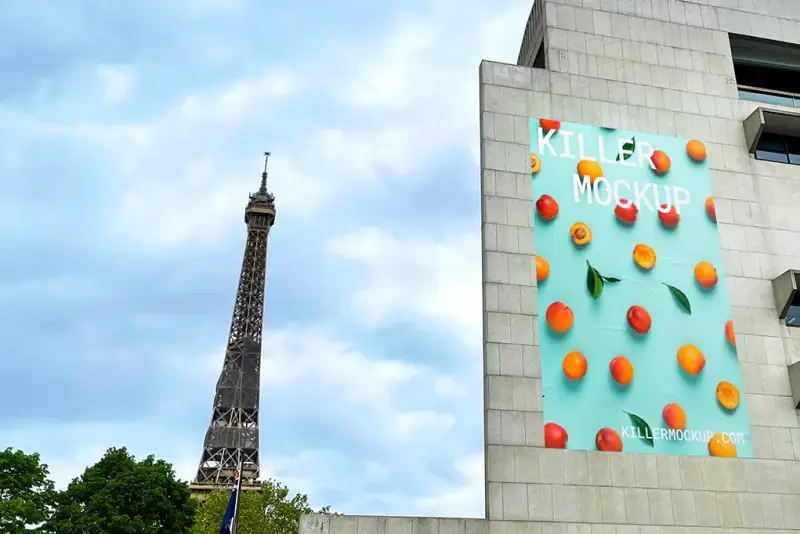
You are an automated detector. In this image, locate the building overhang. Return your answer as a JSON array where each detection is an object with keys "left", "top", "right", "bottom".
[{"left": 743, "top": 106, "right": 800, "bottom": 153}]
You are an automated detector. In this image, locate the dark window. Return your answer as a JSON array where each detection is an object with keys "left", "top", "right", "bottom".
[
  {"left": 533, "top": 45, "right": 546, "bottom": 69},
  {"left": 731, "top": 34, "right": 800, "bottom": 107},
  {"left": 755, "top": 133, "right": 789, "bottom": 163},
  {"left": 752, "top": 132, "right": 800, "bottom": 165}
]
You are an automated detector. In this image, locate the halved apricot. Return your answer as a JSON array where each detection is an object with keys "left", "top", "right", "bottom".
[
  {"left": 531, "top": 153, "right": 542, "bottom": 174},
  {"left": 570, "top": 222, "right": 591, "bottom": 246},
  {"left": 708, "top": 432, "right": 737, "bottom": 457},
  {"left": 633, "top": 244, "right": 656, "bottom": 270},
  {"left": 716, "top": 381, "right": 740, "bottom": 411}
]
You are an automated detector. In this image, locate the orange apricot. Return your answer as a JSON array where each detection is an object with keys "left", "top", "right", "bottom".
[
  {"left": 563, "top": 351, "right": 588, "bottom": 381},
  {"left": 626, "top": 305, "right": 651, "bottom": 334},
  {"left": 725, "top": 320, "right": 735, "bottom": 346},
  {"left": 595, "top": 428, "right": 623, "bottom": 452},
  {"left": 570, "top": 222, "right": 592, "bottom": 246},
  {"left": 686, "top": 139, "right": 707, "bottom": 162},
  {"left": 609, "top": 356, "right": 633, "bottom": 386},
  {"left": 677, "top": 344, "right": 706, "bottom": 375},
  {"left": 539, "top": 118, "right": 561, "bottom": 134},
  {"left": 633, "top": 244, "right": 656, "bottom": 270},
  {"left": 536, "top": 256, "right": 550, "bottom": 282},
  {"left": 651, "top": 150, "right": 671, "bottom": 174},
  {"left": 545, "top": 301, "right": 574, "bottom": 333},
  {"left": 708, "top": 432, "right": 737, "bottom": 458},
  {"left": 577, "top": 159, "right": 604, "bottom": 184},
  {"left": 531, "top": 152, "right": 542, "bottom": 174},
  {"left": 662, "top": 403, "right": 687, "bottom": 430},
  {"left": 705, "top": 196, "right": 716, "bottom": 222},
  {"left": 716, "top": 381, "right": 740, "bottom": 411},
  {"left": 658, "top": 205, "right": 680, "bottom": 228},
  {"left": 694, "top": 261, "right": 718, "bottom": 289},
  {"left": 544, "top": 422, "right": 568, "bottom": 449},
  {"left": 536, "top": 194, "right": 559, "bottom": 220}
]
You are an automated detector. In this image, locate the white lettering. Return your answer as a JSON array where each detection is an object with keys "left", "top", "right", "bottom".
[
  {"left": 538, "top": 128, "right": 557, "bottom": 156},
  {"left": 618, "top": 426, "right": 749, "bottom": 445},
  {"left": 577, "top": 133, "right": 596, "bottom": 161},
  {"left": 539, "top": 127, "right": 697, "bottom": 210},
  {"left": 593, "top": 178, "right": 613, "bottom": 205},
  {"left": 655, "top": 187, "right": 673, "bottom": 213},
  {"left": 638, "top": 141, "right": 656, "bottom": 170},
  {"left": 560, "top": 131, "right": 576, "bottom": 159},
  {"left": 598, "top": 137, "right": 616, "bottom": 164},
  {"left": 633, "top": 182, "right": 655, "bottom": 212},
  {"left": 613, "top": 181, "right": 632, "bottom": 207},
  {"left": 673, "top": 186, "right": 690, "bottom": 214},
  {"left": 573, "top": 174, "right": 594, "bottom": 203}
]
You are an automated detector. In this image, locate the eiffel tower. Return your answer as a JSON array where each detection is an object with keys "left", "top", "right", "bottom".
[{"left": 189, "top": 153, "right": 276, "bottom": 496}]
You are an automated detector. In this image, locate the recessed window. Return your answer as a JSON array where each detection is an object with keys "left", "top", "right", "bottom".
[
  {"left": 731, "top": 34, "right": 800, "bottom": 108},
  {"left": 753, "top": 132, "right": 800, "bottom": 165}
]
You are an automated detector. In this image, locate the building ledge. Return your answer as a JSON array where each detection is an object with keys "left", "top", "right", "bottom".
[{"left": 743, "top": 106, "right": 800, "bottom": 153}]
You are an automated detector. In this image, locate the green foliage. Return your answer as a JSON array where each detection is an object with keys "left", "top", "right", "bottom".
[
  {"left": 0, "top": 447, "right": 56, "bottom": 534},
  {"left": 46, "top": 447, "right": 197, "bottom": 534},
  {"left": 190, "top": 479, "right": 332, "bottom": 534}
]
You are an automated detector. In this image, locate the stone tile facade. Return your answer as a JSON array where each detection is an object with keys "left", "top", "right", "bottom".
[{"left": 300, "top": 1, "right": 800, "bottom": 532}]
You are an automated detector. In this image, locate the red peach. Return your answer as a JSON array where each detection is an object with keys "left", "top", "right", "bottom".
[
  {"left": 544, "top": 422, "right": 568, "bottom": 449},
  {"left": 626, "top": 305, "right": 652, "bottom": 334},
  {"left": 614, "top": 201, "right": 638, "bottom": 224},
  {"left": 539, "top": 118, "right": 561, "bottom": 134},
  {"left": 658, "top": 205, "right": 680, "bottom": 228},
  {"left": 536, "top": 194, "right": 559, "bottom": 221},
  {"left": 595, "top": 427, "right": 623, "bottom": 452}
]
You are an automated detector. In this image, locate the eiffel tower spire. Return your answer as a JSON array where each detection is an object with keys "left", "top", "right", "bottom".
[{"left": 190, "top": 153, "right": 276, "bottom": 495}]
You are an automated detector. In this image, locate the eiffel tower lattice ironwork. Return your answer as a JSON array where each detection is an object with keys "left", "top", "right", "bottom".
[{"left": 190, "top": 153, "right": 276, "bottom": 494}]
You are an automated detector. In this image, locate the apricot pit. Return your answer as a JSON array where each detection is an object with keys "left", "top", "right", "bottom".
[{"left": 570, "top": 222, "right": 592, "bottom": 246}]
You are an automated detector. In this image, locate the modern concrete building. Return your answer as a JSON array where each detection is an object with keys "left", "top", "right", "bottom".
[{"left": 301, "top": 1, "right": 800, "bottom": 533}]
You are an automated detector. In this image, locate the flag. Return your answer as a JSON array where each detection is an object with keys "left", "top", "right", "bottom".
[{"left": 220, "top": 471, "right": 243, "bottom": 534}]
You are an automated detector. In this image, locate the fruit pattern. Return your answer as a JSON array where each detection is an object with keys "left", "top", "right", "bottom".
[{"left": 532, "top": 118, "right": 749, "bottom": 458}]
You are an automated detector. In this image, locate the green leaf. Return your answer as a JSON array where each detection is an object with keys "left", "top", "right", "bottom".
[
  {"left": 586, "top": 260, "right": 604, "bottom": 299},
  {"left": 616, "top": 136, "right": 636, "bottom": 161},
  {"left": 624, "top": 411, "right": 654, "bottom": 447},
  {"left": 602, "top": 276, "right": 622, "bottom": 283},
  {"left": 663, "top": 283, "right": 692, "bottom": 315}
]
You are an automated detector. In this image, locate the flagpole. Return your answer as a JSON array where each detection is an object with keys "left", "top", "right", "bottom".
[{"left": 232, "top": 459, "right": 243, "bottom": 526}]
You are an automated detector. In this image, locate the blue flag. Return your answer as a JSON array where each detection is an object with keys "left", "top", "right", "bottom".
[{"left": 220, "top": 471, "right": 242, "bottom": 534}]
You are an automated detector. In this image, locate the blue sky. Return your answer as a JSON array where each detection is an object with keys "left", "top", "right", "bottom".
[{"left": 1, "top": 0, "right": 531, "bottom": 517}]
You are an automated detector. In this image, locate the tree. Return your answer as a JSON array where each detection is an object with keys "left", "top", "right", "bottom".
[
  {"left": 191, "top": 478, "right": 332, "bottom": 534},
  {"left": 47, "top": 447, "right": 197, "bottom": 534},
  {"left": 0, "top": 447, "right": 56, "bottom": 534}
]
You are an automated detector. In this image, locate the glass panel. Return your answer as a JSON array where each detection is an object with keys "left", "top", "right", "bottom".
[
  {"left": 756, "top": 149, "right": 789, "bottom": 163},
  {"left": 755, "top": 133, "right": 789, "bottom": 163},
  {"left": 739, "top": 88, "right": 797, "bottom": 107},
  {"left": 787, "top": 136, "right": 800, "bottom": 165}
]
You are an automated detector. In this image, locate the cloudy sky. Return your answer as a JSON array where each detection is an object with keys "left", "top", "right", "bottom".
[{"left": 1, "top": 0, "right": 531, "bottom": 518}]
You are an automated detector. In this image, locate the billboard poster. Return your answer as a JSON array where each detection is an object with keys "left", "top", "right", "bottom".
[{"left": 530, "top": 118, "right": 752, "bottom": 458}]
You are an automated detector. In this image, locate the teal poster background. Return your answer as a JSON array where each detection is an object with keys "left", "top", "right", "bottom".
[{"left": 530, "top": 118, "right": 753, "bottom": 458}]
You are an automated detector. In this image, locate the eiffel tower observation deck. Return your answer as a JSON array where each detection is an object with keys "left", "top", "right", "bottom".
[{"left": 189, "top": 154, "right": 276, "bottom": 496}]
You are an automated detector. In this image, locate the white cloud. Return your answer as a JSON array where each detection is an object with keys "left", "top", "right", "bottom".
[
  {"left": 29, "top": 0, "right": 529, "bottom": 250},
  {"left": 326, "top": 227, "right": 482, "bottom": 352},
  {"left": 261, "top": 327, "right": 457, "bottom": 444},
  {"left": 1, "top": 420, "right": 200, "bottom": 489},
  {"left": 410, "top": 454, "right": 484, "bottom": 517},
  {"left": 98, "top": 65, "right": 134, "bottom": 105}
]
